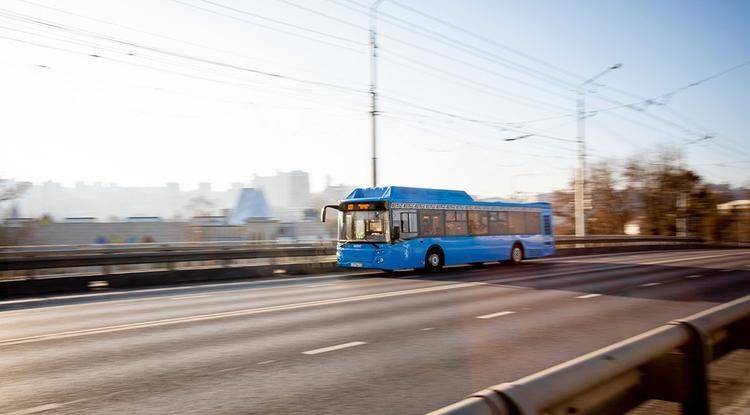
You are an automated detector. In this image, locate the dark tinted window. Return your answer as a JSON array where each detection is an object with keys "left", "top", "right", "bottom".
[
  {"left": 445, "top": 210, "right": 468, "bottom": 235},
  {"left": 419, "top": 210, "right": 444, "bottom": 236},
  {"left": 468, "top": 211, "right": 489, "bottom": 235},
  {"left": 525, "top": 212, "right": 541, "bottom": 234},
  {"left": 489, "top": 211, "right": 509, "bottom": 234},
  {"left": 508, "top": 211, "right": 526, "bottom": 234}
]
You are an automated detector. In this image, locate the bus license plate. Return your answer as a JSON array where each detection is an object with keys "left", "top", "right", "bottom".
[{"left": 350, "top": 262, "right": 363, "bottom": 268}]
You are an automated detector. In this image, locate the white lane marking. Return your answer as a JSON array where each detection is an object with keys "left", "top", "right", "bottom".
[
  {"left": 644, "top": 252, "right": 750, "bottom": 265},
  {"left": 3, "top": 404, "right": 64, "bottom": 415},
  {"left": 299, "top": 283, "right": 336, "bottom": 288},
  {"left": 257, "top": 360, "right": 277, "bottom": 365},
  {"left": 685, "top": 274, "right": 704, "bottom": 279},
  {"left": 639, "top": 282, "right": 662, "bottom": 287},
  {"left": 0, "top": 271, "right": 374, "bottom": 308},
  {"left": 0, "top": 298, "right": 45, "bottom": 305},
  {"left": 216, "top": 366, "right": 242, "bottom": 373},
  {"left": 302, "top": 341, "right": 366, "bottom": 355},
  {"left": 476, "top": 311, "right": 515, "bottom": 319},
  {"left": 0, "top": 282, "right": 479, "bottom": 347},
  {"left": 420, "top": 327, "right": 435, "bottom": 331},
  {"left": 576, "top": 293, "right": 601, "bottom": 299},
  {"left": 721, "top": 269, "right": 733, "bottom": 272},
  {"left": 169, "top": 294, "right": 210, "bottom": 300},
  {"left": 4, "top": 250, "right": 745, "bottom": 344},
  {"left": 4, "top": 400, "right": 85, "bottom": 415}
]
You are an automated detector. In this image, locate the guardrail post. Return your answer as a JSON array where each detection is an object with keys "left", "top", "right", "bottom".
[{"left": 672, "top": 322, "right": 711, "bottom": 415}]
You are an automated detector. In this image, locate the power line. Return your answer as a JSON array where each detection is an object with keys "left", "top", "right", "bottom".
[
  {"left": 379, "top": 93, "right": 578, "bottom": 143},
  {"left": 177, "top": 0, "right": 365, "bottom": 47},
  {"left": 0, "top": 17, "right": 370, "bottom": 110},
  {"left": 353, "top": 0, "right": 747, "bottom": 151},
  {"left": 275, "top": 0, "right": 574, "bottom": 109},
  {"left": 11, "top": 0, "right": 359, "bottom": 80},
  {"left": 0, "top": 8, "right": 368, "bottom": 94},
  {"left": 379, "top": 50, "right": 569, "bottom": 113},
  {"left": 0, "top": 32, "right": 371, "bottom": 113},
  {"left": 386, "top": 0, "right": 585, "bottom": 84},
  {"left": 329, "top": 0, "right": 578, "bottom": 91}
]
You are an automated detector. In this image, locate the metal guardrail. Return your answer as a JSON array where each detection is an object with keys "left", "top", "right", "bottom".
[
  {"left": 0, "top": 242, "right": 336, "bottom": 271},
  {"left": 0, "top": 236, "right": 706, "bottom": 272},
  {"left": 429, "top": 295, "right": 750, "bottom": 415}
]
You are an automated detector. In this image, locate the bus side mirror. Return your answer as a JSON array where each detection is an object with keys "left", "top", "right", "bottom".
[
  {"left": 320, "top": 205, "right": 340, "bottom": 222},
  {"left": 392, "top": 226, "right": 400, "bottom": 242}
]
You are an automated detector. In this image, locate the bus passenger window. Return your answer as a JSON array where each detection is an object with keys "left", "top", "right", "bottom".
[
  {"left": 419, "top": 210, "right": 444, "bottom": 236},
  {"left": 400, "top": 212, "right": 418, "bottom": 233},
  {"left": 468, "top": 211, "right": 488, "bottom": 235},
  {"left": 445, "top": 210, "right": 468, "bottom": 235},
  {"left": 525, "top": 212, "right": 541, "bottom": 234},
  {"left": 508, "top": 211, "right": 526, "bottom": 234},
  {"left": 489, "top": 211, "right": 509, "bottom": 234}
]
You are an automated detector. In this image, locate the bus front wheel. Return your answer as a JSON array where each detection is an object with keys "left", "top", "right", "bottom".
[{"left": 424, "top": 249, "right": 444, "bottom": 273}]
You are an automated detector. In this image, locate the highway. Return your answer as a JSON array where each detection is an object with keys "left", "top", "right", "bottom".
[{"left": 1, "top": 249, "right": 749, "bottom": 414}]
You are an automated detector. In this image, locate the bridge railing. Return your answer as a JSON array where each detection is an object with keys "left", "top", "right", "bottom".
[
  {"left": 428, "top": 294, "right": 750, "bottom": 415},
  {"left": 0, "top": 235, "right": 708, "bottom": 274}
]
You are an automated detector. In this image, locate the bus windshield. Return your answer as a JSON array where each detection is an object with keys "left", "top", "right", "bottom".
[{"left": 341, "top": 210, "right": 387, "bottom": 242}]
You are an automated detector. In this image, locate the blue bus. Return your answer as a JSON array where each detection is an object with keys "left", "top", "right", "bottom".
[{"left": 321, "top": 186, "right": 554, "bottom": 271}]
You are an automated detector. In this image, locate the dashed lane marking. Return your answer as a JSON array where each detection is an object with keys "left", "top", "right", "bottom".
[
  {"left": 302, "top": 341, "right": 366, "bottom": 355},
  {"left": 685, "top": 274, "right": 704, "bottom": 279},
  {"left": 0, "top": 282, "right": 479, "bottom": 347},
  {"left": 476, "top": 311, "right": 516, "bottom": 319},
  {"left": 639, "top": 282, "right": 662, "bottom": 287},
  {"left": 3, "top": 400, "right": 86, "bottom": 415},
  {"left": 576, "top": 293, "right": 602, "bottom": 299},
  {"left": 169, "top": 294, "right": 210, "bottom": 300}
]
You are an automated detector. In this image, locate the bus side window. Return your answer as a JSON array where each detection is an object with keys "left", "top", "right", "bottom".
[
  {"left": 508, "top": 211, "right": 526, "bottom": 234},
  {"left": 468, "top": 211, "right": 488, "bottom": 235},
  {"left": 524, "top": 212, "right": 541, "bottom": 234},
  {"left": 419, "top": 210, "right": 444, "bottom": 236},
  {"left": 400, "top": 212, "right": 418, "bottom": 233},
  {"left": 489, "top": 211, "right": 509, "bottom": 234}
]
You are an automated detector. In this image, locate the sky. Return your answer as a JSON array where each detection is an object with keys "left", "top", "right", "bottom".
[{"left": 0, "top": 0, "right": 748, "bottom": 197}]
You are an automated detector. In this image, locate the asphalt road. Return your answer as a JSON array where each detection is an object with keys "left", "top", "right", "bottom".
[{"left": 1, "top": 249, "right": 749, "bottom": 414}]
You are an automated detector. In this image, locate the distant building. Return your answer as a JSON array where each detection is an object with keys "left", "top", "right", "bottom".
[
  {"left": 228, "top": 188, "right": 272, "bottom": 225},
  {"left": 8, "top": 181, "right": 241, "bottom": 219},
  {"left": 252, "top": 171, "right": 310, "bottom": 220}
]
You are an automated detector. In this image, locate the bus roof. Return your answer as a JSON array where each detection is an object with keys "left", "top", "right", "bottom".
[{"left": 343, "top": 186, "right": 550, "bottom": 209}]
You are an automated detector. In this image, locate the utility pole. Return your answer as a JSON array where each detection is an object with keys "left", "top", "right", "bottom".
[
  {"left": 575, "top": 63, "right": 622, "bottom": 237},
  {"left": 369, "top": 0, "right": 384, "bottom": 188}
]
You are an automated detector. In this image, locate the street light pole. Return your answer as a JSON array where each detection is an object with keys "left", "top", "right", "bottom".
[
  {"left": 574, "top": 63, "right": 622, "bottom": 237},
  {"left": 369, "top": 0, "right": 384, "bottom": 188}
]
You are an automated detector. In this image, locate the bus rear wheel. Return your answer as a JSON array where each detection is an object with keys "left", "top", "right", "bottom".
[
  {"left": 424, "top": 249, "right": 443, "bottom": 273},
  {"left": 510, "top": 244, "right": 524, "bottom": 265}
]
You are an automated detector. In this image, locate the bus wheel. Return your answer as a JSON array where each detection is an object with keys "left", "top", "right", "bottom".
[
  {"left": 510, "top": 243, "right": 524, "bottom": 265},
  {"left": 425, "top": 249, "right": 443, "bottom": 273}
]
